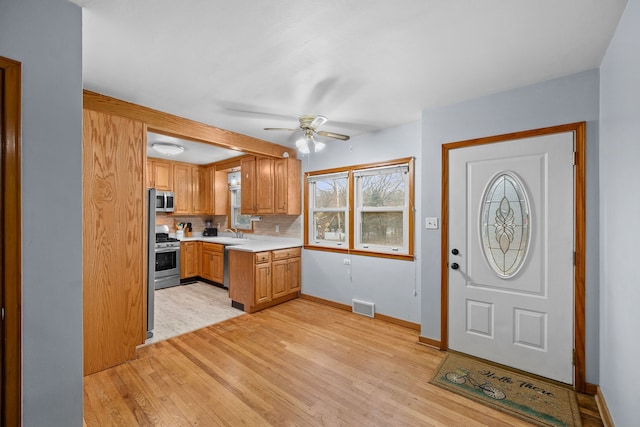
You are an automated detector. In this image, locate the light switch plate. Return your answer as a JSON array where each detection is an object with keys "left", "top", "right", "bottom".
[{"left": 426, "top": 217, "right": 439, "bottom": 229}]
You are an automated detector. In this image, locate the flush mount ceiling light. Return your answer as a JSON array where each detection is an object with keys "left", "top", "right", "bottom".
[
  {"left": 152, "top": 143, "right": 184, "bottom": 155},
  {"left": 295, "top": 130, "right": 326, "bottom": 154}
]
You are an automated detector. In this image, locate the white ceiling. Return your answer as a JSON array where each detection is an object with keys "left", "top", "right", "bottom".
[{"left": 80, "top": 0, "right": 627, "bottom": 163}]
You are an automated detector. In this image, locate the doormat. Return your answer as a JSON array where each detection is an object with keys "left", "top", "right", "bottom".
[{"left": 430, "top": 353, "right": 582, "bottom": 427}]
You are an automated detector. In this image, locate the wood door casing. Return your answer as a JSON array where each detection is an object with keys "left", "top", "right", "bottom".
[
  {"left": 83, "top": 109, "right": 145, "bottom": 375},
  {"left": 1, "top": 55, "right": 22, "bottom": 427}
]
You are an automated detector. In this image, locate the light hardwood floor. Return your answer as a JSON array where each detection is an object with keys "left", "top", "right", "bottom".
[
  {"left": 145, "top": 281, "right": 245, "bottom": 345},
  {"left": 85, "top": 299, "right": 601, "bottom": 426}
]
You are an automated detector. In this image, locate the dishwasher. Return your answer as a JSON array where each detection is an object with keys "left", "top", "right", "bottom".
[{"left": 223, "top": 246, "right": 231, "bottom": 288}]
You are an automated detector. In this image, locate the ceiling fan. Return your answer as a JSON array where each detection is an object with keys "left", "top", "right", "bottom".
[{"left": 264, "top": 115, "right": 350, "bottom": 154}]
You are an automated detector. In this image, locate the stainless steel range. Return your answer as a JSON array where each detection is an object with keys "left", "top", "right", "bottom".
[{"left": 154, "top": 227, "right": 181, "bottom": 290}]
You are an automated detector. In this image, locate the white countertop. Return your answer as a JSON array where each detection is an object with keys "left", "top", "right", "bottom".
[{"left": 177, "top": 235, "right": 302, "bottom": 253}]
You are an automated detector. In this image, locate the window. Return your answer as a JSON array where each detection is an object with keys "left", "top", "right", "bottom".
[
  {"left": 307, "top": 172, "right": 349, "bottom": 247},
  {"left": 230, "top": 186, "right": 252, "bottom": 230},
  {"left": 354, "top": 164, "right": 409, "bottom": 254},
  {"left": 305, "top": 158, "right": 414, "bottom": 259}
]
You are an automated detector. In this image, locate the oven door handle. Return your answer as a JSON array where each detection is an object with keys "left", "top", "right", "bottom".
[{"left": 155, "top": 247, "right": 180, "bottom": 254}]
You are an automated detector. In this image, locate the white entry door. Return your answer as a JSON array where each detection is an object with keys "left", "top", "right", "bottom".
[{"left": 448, "top": 130, "right": 575, "bottom": 384}]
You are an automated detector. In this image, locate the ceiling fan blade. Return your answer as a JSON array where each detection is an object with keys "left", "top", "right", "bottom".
[
  {"left": 263, "top": 127, "right": 298, "bottom": 132},
  {"left": 309, "top": 115, "right": 328, "bottom": 130},
  {"left": 316, "top": 130, "right": 350, "bottom": 141}
]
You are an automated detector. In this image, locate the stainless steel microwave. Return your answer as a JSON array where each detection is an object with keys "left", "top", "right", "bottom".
[{"left": 155, "top": 190, "right": 175, "bottom": 212}]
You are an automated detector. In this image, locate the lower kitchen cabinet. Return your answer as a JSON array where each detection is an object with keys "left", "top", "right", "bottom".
[
  {"left": 271, "top": 248, "right": 301, "bottom": 298},
  {"left": 180, "top": 241, "right": 201, "bottom": 279},
  {"left": 229, "top": 247, "right": 301, "bottom": 313},
  {"left": 201, "top": 242, "right": 224, "bottom": 284}
]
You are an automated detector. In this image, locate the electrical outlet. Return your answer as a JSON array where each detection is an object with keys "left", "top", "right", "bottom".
[
  {"left": 275, "top": 225, "right": 279, "bottom": 233},
  {"left": 426, "top": 217, "right": 439, "bottom": 229},
  {"left": 343, "top": 258, "right": 351, "bottom": 265}
]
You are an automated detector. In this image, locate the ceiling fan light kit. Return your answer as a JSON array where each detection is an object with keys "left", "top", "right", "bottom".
[
  {"left": 152, "top": 142, "right": 184, "bottom": 155},
  {"left": 264, "top": 114, "right": 350, "bottom": 153},
  {"left": 296, "top": 136, "right": 325, "bottom": 154}
]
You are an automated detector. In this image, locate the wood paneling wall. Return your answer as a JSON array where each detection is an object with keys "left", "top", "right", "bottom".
[{"left": 83, "top": 109, "right": 146, "bottom": 375}]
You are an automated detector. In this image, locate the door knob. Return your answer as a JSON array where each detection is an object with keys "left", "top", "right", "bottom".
[
  {"left": 451, "top": 263, "right": 460, "bottom": 270},
  {"left": 451, "top": 248, "right": 459, "bottom": 255}
]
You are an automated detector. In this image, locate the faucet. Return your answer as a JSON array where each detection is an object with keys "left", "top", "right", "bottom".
[{"left": 224, "top": 228, "right": 243, "bottom": 238}]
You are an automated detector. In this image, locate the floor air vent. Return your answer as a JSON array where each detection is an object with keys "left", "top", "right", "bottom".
[{"left": 352, "top": 299, "right": 375, "bottom": 318}]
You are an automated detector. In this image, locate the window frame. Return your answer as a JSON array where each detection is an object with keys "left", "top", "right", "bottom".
[
  {"left": 353, "top": 164, "right": 410, "bottom": 255},
  {"left": 307, "top": 171, "right": 350, "bottom": 249},
  {"left": 229, "top": 185, "right": 253, "bottom": 231},
  {"left": 304, "top": 157, "right": 415, "bottom": 261}
]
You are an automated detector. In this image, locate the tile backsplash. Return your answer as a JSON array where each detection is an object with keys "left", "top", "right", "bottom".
[{"left": 156, "top": 213, "right": 302, "bottom": 239}]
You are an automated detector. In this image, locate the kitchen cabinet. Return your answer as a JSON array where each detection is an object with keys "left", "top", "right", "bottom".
[
  {"left": 147, "top": 159, "right": 173, "bottom": 191},
  {"left": 213, "top": 169, "right": 228, "bottom": 215},
  {"left": 241, "top": 156, "right": 274, "bottom": 214},
  {"left": 201, "top": 242, "right": 224, "bottom": 284},
  {"left": 173, "top": 163, "right": 192, "bottom": 215},
  {"left": 274, "top": 158, "right": 301, "bottom": 215},
  {"left": 271, "top": 247, "right": 301, "bottom": 298},
  {"left": 180, "top": 241, "right": 201, "bottom": 279},
  {"left": 254, "top": 252, "right": 272, "bottom": 304},
  {"left": 191, "top": 166, "right": 205, "bottom": 214},
  {"left": 229, "top": 247, "right": 301, "bottom": 313},
  {"left": 173, "top": 163, "right": 208, "bottom": 215}
]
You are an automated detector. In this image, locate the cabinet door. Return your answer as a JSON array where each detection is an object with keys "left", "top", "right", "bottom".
[
  {"left": 191, "top": 166, "right": 203, "bottom": 214},
  {"left": 181, "top": 242, "right": 200, "bottom": 278},
  {"left": 274, "top": 158, "right": 301, "bottom": 215},
  {"left": 153, "top": 161, "right": 173, "bottom": 191},
  {"left": 241, "top": 157, "right": 255, "bottom": 214},
  {"left": 173, "top": 164, "right": 192, "bottom": 214},
  {"left": 255, "top": 157, "right": 274, "bottom": 214},
  {"left": 271, "top": 259, "right": 288, "bottom": 299},
  {"left": 287, "top": 257, "right": 301, "bottom": 293},
  {"left": 254, "top": 263, "right": 271, "bottom": 304},
  {"left": 274, "top": 158, "right": 287, "bottom": 214},
  {"left": 212, "top": 251, "right": 224, "bottom": 284},
  {"left": 201, "top": 250, "right": 214, "bottom": 281},
  {"left": 214, "top": 170, "right": 228, "bottom": 215}
]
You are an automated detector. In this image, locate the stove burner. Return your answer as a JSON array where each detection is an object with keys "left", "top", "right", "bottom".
[{"left": 155, "top": 233, "right": 179, "bottom": 243}]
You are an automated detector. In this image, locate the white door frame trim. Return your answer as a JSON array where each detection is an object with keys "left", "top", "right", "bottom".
[{"left": 440, "top": 122, "right": 587, "bottom": 392}]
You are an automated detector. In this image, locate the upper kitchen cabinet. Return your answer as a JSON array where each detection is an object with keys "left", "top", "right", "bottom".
[
  {"left": 214, "top": 169, "right": 229, "bottom": 215},
  {"left": 173, "top": 163, "right": 209, "bottom": 215},
  {"left": 173, "top": 163, "right": 192, "bottom": 215},
  {"left": 192, "top": 166, "right": 204, "bottom": 215},
  {"left": 274, "top": 158, "right": 301, "bottom": 215},
  {"left": 241, "top": 156, "right": 275, "bottom": 214},
  {"left": 147, "top": 158, "right": 173, "bottom": 191}
]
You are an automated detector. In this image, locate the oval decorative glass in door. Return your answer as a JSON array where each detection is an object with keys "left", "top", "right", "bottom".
[{"left": 480, "top": 172, "right": 531, "bottom": 278}]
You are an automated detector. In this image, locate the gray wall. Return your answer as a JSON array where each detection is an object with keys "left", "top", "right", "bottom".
[
  {"left": 599, "top": 1, "right": 638, "bottom": 424},
  {"left": 419, "top": 70, "right": 601, "bottom": 383},
  {"left": 0, "top": 0, "right": 84, "bottom": 425},
  {"left": 301, "top": 121, "right": 422, "bottom": 324}
]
